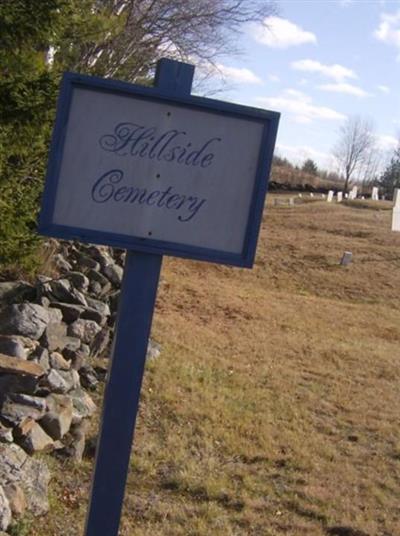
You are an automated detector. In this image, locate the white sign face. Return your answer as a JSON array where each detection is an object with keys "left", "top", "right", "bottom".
[{"left": 52, "top": 88, "right": 265, "bottom": 255}]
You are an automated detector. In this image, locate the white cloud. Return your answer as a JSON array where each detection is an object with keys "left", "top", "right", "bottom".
[
  {"left": 213, "top": 64, "right": 262, "bottom": 85},
  {"left": 377, "top": 84, "right": 390, "bottom": 93},
  {"left": 317, "top": 82, "right": 370, "bottom": 97},
  {"left": 376, "top": 134, "right": 398, "bottom": 150},
  {"left": 276, "top": 143, "right": 334, "bottom": 169},
  {"left": 339, "top": 0, "right": 354, "bottom": 7},
  {"left": 374, "top": 10, "right": 400, "bottom": 58},
  {"left": 268, "top": 74, "right": 280, "bottom": 83},
  {"left": 256, "top": 89, "right": 346, "bottom": 123},
  {"left": 291, "top": 59, "right": 356, "bottom": 81},
  {"left": 254, "top": 17, "right": 317, "bottom": 49}
]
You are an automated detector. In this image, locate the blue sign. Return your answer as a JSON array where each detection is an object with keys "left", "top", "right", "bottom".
[{"left": 39, "top": 70, "right": 279, "bottom": 267}]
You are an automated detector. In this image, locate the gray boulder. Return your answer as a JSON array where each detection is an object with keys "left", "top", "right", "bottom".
[
  {"left": 68, "top": 319, "right": 102, "bottom": 345},
  {"left": 40, "top": 394, "right": 73, "bottom": 440},
  {"left": 0, "top": 303, "right": 49, "bottom": 340},
  {"left": 69, "top": 387, "right": 96, "bottom": 424},
  {"left": 0, "top": 443, "right": 51, "bottom": 515},
  {"left": 44, "top": 369, "right": 80, "bottom": 394},
  {"left": 0, "top": 281, "right": 35, "bottom": 304},
  {"left": 0, "top": 336, "right": 26, "bottom": 359},
  {"left": 0, "top": 486, "right": 11, "bottom": 531},
  {"left": 103, "top": 263, "right": 123, "bottom": 286},
  {"left": 15, "top": 418, "right": 54, "bottom": 454}
]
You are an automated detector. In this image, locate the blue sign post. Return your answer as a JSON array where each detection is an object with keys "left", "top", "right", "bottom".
[{"left": 39, "top": 58, "right": 279, "bottom": 535}]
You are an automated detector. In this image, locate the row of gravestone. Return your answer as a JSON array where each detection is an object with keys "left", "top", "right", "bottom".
[{"left": 0, "top": 241, "right": 160, "bottom": 532}]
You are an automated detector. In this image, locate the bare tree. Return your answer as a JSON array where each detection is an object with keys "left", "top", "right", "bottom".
[
  {"left": 56, "top": 0, "right": 276, "bottom": 87},
  {"left": 332, "top": 116, "right": 376, "bottom": 193}
]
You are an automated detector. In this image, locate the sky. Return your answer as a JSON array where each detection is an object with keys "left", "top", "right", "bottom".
[{"left": 199, "top": 0, "right": 400, "bottom": 173}]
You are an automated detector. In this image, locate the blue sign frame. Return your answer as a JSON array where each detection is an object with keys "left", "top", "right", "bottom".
[{"left": 39, "top": 71, "right": 279, "bottom": 268}]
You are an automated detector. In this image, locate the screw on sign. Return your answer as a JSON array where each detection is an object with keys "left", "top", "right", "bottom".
[{"left": 39, "top": 58, "right": 280, "bottom": 535}]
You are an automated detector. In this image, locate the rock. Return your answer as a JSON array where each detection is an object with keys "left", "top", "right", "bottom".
[
  {"left": 62, "top": 348, "right": 84, "bottom": 370},
  {"left": 15, "top": 418, "right": 54, "bottom": 454},
  {"left": 44, "top": 279, "right": 87, "bottom": 307},
  {"left": 49, "top": 302, "right": 84, "bottom": 324},
  {"left": 81, "top": 307, "right": 106, "bottom": 326},
  {"left": 0, "top": 304, "right": 49, "bottom": 340},
  {"left": 68, "top": 319, "right": 102, "bottom": 345},
  {"left": 62, "top": 338, "right": 81, "bottom": 353},
  {"left": 109, "top": 290, "right": 120, "bottom": 314},
  {"left": 0, "top": 443, "right": 50, "bottom": 515},
  {"left": 0, "top": 281, "right": 35, "bottom": 304},
  {"left": 42, "top": 321, "right": 70, "bottom": 352},
  {"left": 90, "top": 326, "right": 110, "bottom": 358},
  {"left": 0, "top": 375, "right": 38, "bottom": 400},
  {"left": 29, "top": 346, "right": 50, "bottom": 372},
  {"left": 4, "top": 483, "right": 26, "bottom": 517},
  {"left": 0, "top": 424, "right": 13, "bottom": 444},
  {"left": 74, "top": 251, "right": 101, "bottom": 271},
  {"left": 89, "top": 281, "right": 102, "bottom": 296},
  {"left": 46, "top": 307, "right": 63, "bottom": 325},
  {"left": 49, "top": 351, "right": 70, "bottom": 370},
  {"left": 44, "top": 369, "right": 80, "bottom": 394},
  {"left": 103, "top": 263, "right": 123, "bottom": 286},
  {"left": 0, "top": 486, "right": 11, "bottom": 531},
  {"left": 79, "top": 366, "right": 98, "bottom": 390},
  {"left": 0, "top": 353, "right": 45, "bottom": 377},
  {"left": 147, "top": 340, "right": 161, "bottom": 361},
  {"left": 69, "top": 388, "right": 96, "bottom": 424},
  {"left": 53, "top": 253, "right": 72, "bottom": 274},
  {"left": 85, "top": 297, "right": 110, "bottom": 318},
  {"left": 1, "top": 395, "right": 47, "bottom": 426},
  {"left": 40, "top": 394, "right": 72, "bottom": 440},
  {"left": 67, "top": 272, "right": 89, "bottom": 292},
  {"left": 80, "top": 343, "right": 90, "bottom": 357},
  {"left": 0, "top": 336, "right": 27, "bottom": 359},
  {"left": 9, "top": 394, "right": 47, "bottom": 412},
  {"left": 85, "top": 246, "right": 114, "bottom": 268},
  {"left": 87, "top": 269, "right": 111, "bottom": 289},
  {"left": 60, "top": 420, "right": 87, "bottom": 462}
]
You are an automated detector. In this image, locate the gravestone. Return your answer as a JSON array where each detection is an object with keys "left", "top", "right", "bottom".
[
  {"left": 321, "top": 193, "right": 325, "bottom": 198},
  {"left": 371, "top": 186, "right": 379, "bottom": 201},
  {"left": 337, "top": 191, "right": 343, "bottom": 203},
  {"left": 392, "top": 188, "right": 400, "bottom": 232},
  {"left": 394, "top": 188, "right": 400, "bottom": 206},
  {"left": 289, "top": 197, "right": 295, "bottom": 206},
  {"left": 327, "top": 190, "right": 334, "bottom": 203},
  {"left": 344, "top": 193, "right": 349, "bottom": 199},
  {"left": 349, "top": 186, "right": 358, "bottom": 200},
  {"left": 310, "top": 193, "right": 314, "bottom": 198},
  {"left": 340, "top": 251, "right": 352, "bottom": 265}
]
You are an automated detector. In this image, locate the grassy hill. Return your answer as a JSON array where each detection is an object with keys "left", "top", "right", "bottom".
[{"left": 28, "top": 195, "right": 400, "bottom": 536}]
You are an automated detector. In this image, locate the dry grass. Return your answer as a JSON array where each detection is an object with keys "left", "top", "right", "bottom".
[{"left": 28, "top": 196, "right": 400, "bottom": 536}]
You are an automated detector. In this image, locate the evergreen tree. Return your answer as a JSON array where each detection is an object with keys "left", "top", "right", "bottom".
[
  {"left": 302, "top": 158, "right": 318, "bottom": 176},
  {"left": 379, "top": 146, "right": 400, "bottom": 197}
]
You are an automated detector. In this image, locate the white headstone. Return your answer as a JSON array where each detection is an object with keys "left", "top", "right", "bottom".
[
  {"left": 321, "top": 194, "right": 325, "bottom": 198},
  {"left": 394, "top": 188, "right": 400, "bottom": 207},
  {"left": 381, "top": 195, "right": 386, "bottom": 201},
  {"left": 298, "top": 193, "right": 303, "bottom": 198},
  {"left": 349, "top": 186, "right": 358, "bottom": 200},
  {"left": 361, "top": 196, "right": 365, "bottom": 200},
  {"left": 392, "top": 207, "right": 400, "bottom": 231},
  {"left": 337, "top": 191, "right": 343, "bottom": 203},
  {"left": 372, "top": 186, "right": 379, "bottom": 201},
  {"left": 310, "top": 193, "right": 314, "bottom": 198},
  {"left": 327, "top": 190, "right": 334, "bottom": 203},
  {"left": 289, "top": 197, "right": 295, "bottom": 206},
  {"left": 344, "top": 193, "right": 349, "bottom": 199}
]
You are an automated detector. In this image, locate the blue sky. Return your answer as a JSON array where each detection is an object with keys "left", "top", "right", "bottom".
[{"left": 200, "top": 0, "right": 400, "bottom": 173}]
